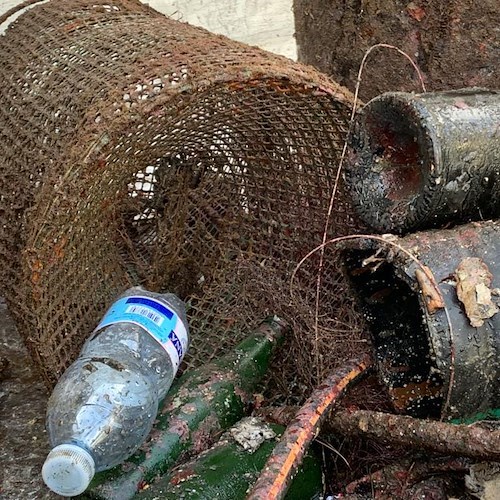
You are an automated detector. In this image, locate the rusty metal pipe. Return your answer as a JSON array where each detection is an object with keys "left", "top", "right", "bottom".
[
  {"left": 344, "top": 221, "right": 500, "bottom": 420},
  {"left": 345, "top": 89, "right": 500, "bottom": 233},
  {"left": 247, "top": 355, "right": 372, "bottom": 500}
]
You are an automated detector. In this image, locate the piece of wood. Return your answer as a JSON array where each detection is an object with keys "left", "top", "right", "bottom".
[
  {"left": 258, "top": 405, "right": 500, "bottom": 462},
  {"left": 328, "top": 409, "right": 500, "bottom": 462}
]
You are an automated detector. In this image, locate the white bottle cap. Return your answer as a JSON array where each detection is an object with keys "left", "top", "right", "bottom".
[{"left": 42, "top": 444, "right": 96, "bottom": 497}]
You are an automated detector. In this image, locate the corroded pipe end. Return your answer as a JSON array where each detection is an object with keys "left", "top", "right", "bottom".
[
  {"left": 345, "top": 89, "right": 500, "bottom": 233},
  {"left": 343, "top": 221, "right": 500, "bottom": 420}
]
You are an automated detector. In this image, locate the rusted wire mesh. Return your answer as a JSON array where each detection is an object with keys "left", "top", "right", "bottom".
[{"left": 0, "top": 0, "right": 368, "bottom": 395}]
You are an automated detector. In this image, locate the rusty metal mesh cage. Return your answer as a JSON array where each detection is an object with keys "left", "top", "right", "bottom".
[{"left": 0, "top": 0, "right": 368, "bottom": 396}]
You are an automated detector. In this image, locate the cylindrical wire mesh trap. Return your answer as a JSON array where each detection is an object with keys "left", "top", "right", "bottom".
[{"left": 0, "top": 0, "right": 368, "bottom": 394}]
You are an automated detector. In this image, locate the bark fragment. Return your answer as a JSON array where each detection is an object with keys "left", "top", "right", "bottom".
[{"left": 455, "top": 257, "right": 499, "bottom": 328}]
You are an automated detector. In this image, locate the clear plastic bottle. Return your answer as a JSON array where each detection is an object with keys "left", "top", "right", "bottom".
[{"left": 42, "top": 287, "right": 189, "bottom": 497}]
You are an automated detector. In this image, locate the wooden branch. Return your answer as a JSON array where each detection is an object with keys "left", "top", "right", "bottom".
[
  {"left": 256, "top": 406, "right": 500, "bottom": 462},
  {"left": 328, "top": 409, "right": 500, "bottom": 461}
]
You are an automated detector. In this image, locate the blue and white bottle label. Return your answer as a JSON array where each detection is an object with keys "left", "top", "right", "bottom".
[{"left": 96, "top": 296, "right": 188, "bottom": 370}]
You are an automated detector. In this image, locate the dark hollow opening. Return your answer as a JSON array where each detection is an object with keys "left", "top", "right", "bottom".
[
  {"left": 344, "top": 250, "right": 443, "bottom": 418},
  {"left": 364, "top": 102, "right": 425, "bottom": 204}
]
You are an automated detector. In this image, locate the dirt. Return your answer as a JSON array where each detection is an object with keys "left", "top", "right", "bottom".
[
  {"left": 0, "top": 298, "right": 57, "bottom": 499},
  {"left": 294, "top": 0, "right": 500, "bottom": 101}
]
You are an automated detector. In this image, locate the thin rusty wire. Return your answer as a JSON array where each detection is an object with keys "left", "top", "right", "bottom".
[{"left": 311, "top": 43, "right": 427, "bottom": 381}]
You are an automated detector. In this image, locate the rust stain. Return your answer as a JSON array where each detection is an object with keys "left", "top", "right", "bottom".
[
  {"left": 415, "top": 266, "right": 445, "bottom": 314},
  {"left": 390, "top": 381, "right": 442, "bottom": 411},
  {"left": 62, "top": 20, "right": 83, "bottom": 32},
  {"left": 31, "top": 259, "right": 44, "bottom": 285},
  {"left": 181, "top": 403, "right": 197, "bottom": 414},
  {"left": 190, "top": 414, "right": 220, "bottom": 454},
  {"left": 167, "top": 416, "right": 190, "bottom": 443},
  {"left": 233, "top": 383, "right": 250, "bottom": 404},
  {"left": 137, "top": 480, "right": 149, "bottom": 491},
  {"left": 52, "top": 237, "right": 67, "bottom": 261},
  {"left": 406, "top": 2, "right": 426, "bottom": 22},
  {"left": 454, "top": 98, "right": 469, "bottom": 109},
  {"left": 169, "top": 467, "right": 196, "bottom": 486}
]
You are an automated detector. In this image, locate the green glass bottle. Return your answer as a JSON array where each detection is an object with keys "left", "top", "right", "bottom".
[
  {"left": 135, "top": 417, "right": 322, "bottom": 499},
  {"left": 84, "top": 316, "right": 288, "bottom": 499}
]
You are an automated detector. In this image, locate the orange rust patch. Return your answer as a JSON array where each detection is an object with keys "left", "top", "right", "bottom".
[{"left": 415, "top": 266, "right": 445, "bottom": 314}]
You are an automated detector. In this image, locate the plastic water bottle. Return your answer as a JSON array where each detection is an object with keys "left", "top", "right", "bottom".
[
  {"left": 41, "top": 287, "right": 189, "bottom": 497},
  {"left": 90, "top": 316, "right": 289, "bottom": 500}
]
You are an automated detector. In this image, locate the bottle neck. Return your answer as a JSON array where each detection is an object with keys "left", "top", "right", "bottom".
[{"left": 215, "top": 317, "right": 287, "bottom": 391}]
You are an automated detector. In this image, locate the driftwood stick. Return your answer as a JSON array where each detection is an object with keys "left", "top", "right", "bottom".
[
  {"left": 328, "top": 409, "right": 500, "bottom": 462},
  {"left": 256, "top": 406, "right": 500, "bottom": 462}
]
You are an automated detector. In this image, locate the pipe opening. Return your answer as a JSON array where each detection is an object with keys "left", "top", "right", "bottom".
[
  {"left": 363, "top": 102, "right": 426, "bottom": 204},
  {"left": 345, "top": 250, "right": 443, "bottom": 418}
]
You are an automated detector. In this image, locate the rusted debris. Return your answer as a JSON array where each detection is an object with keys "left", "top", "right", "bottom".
[
  {"left": 455, "top": 257, "right": 499, "bottom": 328},
  {"left": 247, "top": 355, "right": 372, "bottom": 500},
  {"left": 389, "top": 381, "right": 443, "bottom": 413}
]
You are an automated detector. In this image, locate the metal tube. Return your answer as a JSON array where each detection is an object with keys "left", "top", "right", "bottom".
[
  {"left": 345, "top": 221, "right": 500, "bottom": 420},
  {"left": 345, "top": 89, "right": 500, "bottom": 233}
]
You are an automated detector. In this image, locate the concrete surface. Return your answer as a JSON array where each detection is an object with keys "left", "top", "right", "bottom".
[
  {"left": 147, "top": 0, "right": 296, "bottom": 59},
  {"left": 0, "top": 299, "right": 56, "bottom": 499},
  {"left": 0, "top": 0, "right": 296, "bottom": 59}
]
